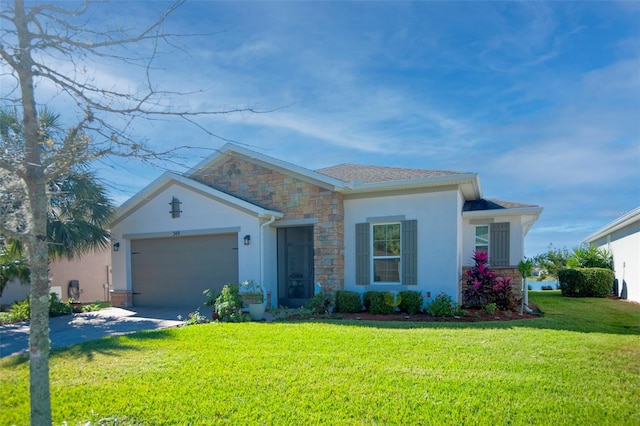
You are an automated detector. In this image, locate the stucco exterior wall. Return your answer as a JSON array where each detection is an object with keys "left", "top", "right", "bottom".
[
  {"left": 0, "top": 278, "right": 29, "bottom": 308},
  {"left": 193, "top": 157, "right": 345, "bottom": 291},
  {"left": 461, "top": 215, "right": 526, "bottom": 267},
  {"left": 590, "top": 220, "right": 640, "bottom": 303},
  {"left": 456, "top": 190, "right": 465, "bottom": 302},
  {"left": 48, "top": 249, "right": 111, "bottom": 303},
  {"left": 1, "top": 249, "right": 111, "bottom": 307},
  {"left": 343, "top": 189, "right": 461, "bottom": 301},
  {"left": 111, "top": 182, "right": 266, "bottom": 299}
]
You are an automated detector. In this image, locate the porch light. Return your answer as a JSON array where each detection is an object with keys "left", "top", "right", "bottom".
[
  {"left": 169, "top": 196, "right": 182, "bottom": 218},
  {"left": 113, "top": 242, "right": 120, "bottom": 252},
  {"left": 244, "top": 235, "right": 251, "bottom": 245}
]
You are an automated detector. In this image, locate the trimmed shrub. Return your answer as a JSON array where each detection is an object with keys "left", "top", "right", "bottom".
[
  {"left": 334, "top": 291, "right": 362, "bottom": 313},
  {"left": 398, "top": 290, "right": 422, "bottom": 315},
  {"left": 305, "top": 292, "right": 334, "bottom": 314},
  {"left": 362, "top": 291, "right": 372, "bottom": 311},
  {"left": 583, "top": 268, "right": 615, "bottom": 297},
  {"left": 559, "top": 268, "right": 614, "bottom": 298},
  {"left": 425, "top": 293, "right": 460, "bottom": 317},
  {"left": 559, "top": 268, "right": 586, "bottom": 296},
  {"left": 363, "top": 291, "right": 395, "bottom": 315}
]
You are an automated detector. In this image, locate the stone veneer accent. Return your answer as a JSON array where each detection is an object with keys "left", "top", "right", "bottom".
[
  {"left": 461, "top": 266, "right": 523, "bottom": 305},
  {"left": 110, "top": 290, "right": 133, "bottom": 308},
  {"left": 193, "top": 156, "right": 345, "bottom": 292}
]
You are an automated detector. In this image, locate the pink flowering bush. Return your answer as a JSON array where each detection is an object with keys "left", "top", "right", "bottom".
[
  {"left": 205, "top": 284, "right": 249, "bottom": 322},
  {"left": 463, "top": 251, "right": 516, "bottom": 310}
]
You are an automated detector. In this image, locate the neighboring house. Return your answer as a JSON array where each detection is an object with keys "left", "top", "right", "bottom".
[
  {"left": 110, "top": 144, "right": 542, "bottom": 309},
  {"left": 0, "top": 248, "right": 111, "bottom": 308},
  {"left": 48, "top": 248, "right": 112, "bottom": 303},
  {"left": 0, "top": 278, "right": 29, "bottom": 309},
  {"left": 583, "top": 207, "right": 640, "bottom": 303}
]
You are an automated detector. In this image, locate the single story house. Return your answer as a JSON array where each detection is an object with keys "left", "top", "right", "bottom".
[
  {"left": 583, "top": 207, "right": 639, "bottom": 303},
  {"left": 110, "top": 144, "right": 542, "bottom": 309}
]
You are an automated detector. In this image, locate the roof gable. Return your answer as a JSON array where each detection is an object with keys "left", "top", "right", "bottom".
[
  {"left": 188, "top": 144, "right": 482, "bottom": 199},
  {"left": 187, "top": 143, "right": 346, "bottom": 191},
  {"left": 111, "top": 171, "right": 283, "bottom": 226}
]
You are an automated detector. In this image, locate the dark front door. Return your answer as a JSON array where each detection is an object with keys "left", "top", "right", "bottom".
[{"left": 277, "top": 226, "right": 314, "bottom": 308}]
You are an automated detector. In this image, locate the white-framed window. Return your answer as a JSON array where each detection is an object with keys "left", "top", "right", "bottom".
[
  {"left": 356, "top": 219, "right": 417, "bottom": 286},
  {"left": 475, "top": 225, "right": 489, "bottom": 254},
  {"left": 372, "top": 223, "right": 401, "bottom": 283},
  {"left": 472, "top": 223, "right": 510, "bottom": 266}
]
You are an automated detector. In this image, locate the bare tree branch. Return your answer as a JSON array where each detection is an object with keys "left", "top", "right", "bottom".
[{"left": 0, "top": 1, "right": 277, "bottom": 423}]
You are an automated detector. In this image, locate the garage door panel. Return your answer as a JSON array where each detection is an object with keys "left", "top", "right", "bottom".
[{"left": 131, "top": 233, "right": 238, "bottom": 307}]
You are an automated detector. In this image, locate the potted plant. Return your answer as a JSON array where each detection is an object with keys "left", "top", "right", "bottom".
[{"left": 239, "top": 279, "right": 265, "bottom": 320}]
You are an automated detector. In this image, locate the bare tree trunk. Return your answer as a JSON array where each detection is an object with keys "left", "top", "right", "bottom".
[
  {"left": 24, "top": 172, "right": 51, "bottom": 424},
  {"left": 2, "top": 2, "right": 254, "bottom": 420},
  {"left": 13, "top": 1, "right": 52, "bottom": 423},
  {"left": 26, "top": 230, "right": 51, "bottom": 425}
]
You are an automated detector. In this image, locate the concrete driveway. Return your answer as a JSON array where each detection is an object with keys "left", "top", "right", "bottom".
[{"left": 0, "top": 306, "right": 204, "bottom": 358}]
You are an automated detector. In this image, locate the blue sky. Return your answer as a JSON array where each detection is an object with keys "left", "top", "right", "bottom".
[{"left": 53, "top": 1, "right": 640, "bottom": 257}]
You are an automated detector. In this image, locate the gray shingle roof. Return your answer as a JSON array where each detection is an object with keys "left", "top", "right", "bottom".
[{"left": 315, "top": 164, "right": 466, "bottom": 184}]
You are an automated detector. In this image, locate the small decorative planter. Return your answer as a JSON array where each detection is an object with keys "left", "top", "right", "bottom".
[
  {"left": 248, "top": 302, "right": 265, "bottom": 321},
  {"left": 239, "top": 279, "right": 265, "bottom": 321},
  {"left": 241, "top": 293, "right": 263, "bottom": 305}
]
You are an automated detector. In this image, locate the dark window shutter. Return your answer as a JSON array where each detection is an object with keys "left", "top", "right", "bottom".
[
  {"left": 355, "top": 223, "right": 370, "bottom": 285},
  {"left": 490, "top": 222, "right": 510, "bottom": 266},
  {"left": 402, "top": 220, "right": 418, "bottom": 285}
]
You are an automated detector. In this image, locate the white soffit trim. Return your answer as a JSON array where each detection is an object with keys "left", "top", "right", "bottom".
[
  {"left": 340, "top": 173, "right": 481, "bottom": 199},
  {"left": 462, "top": 206, "right": 544, "bottom": 219},
  {"left": 112, "top": 171, "right": 282, "bottom": 226},
  {"left": 583, "top": 206, "right": 640, "bottom": 244}
]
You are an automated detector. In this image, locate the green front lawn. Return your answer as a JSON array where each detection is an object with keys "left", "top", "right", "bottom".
[{"left": 1, "top": 292, "right": 639, "bottom": 425}]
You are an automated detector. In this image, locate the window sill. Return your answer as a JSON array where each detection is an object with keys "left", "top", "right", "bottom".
[{"left": 363, "top": 284, "right": 414, "bottom": 292}]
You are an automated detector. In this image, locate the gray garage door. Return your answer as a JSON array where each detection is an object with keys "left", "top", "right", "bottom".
[{"left": 131, "top": 233, "right": 238, "bottom": 307}]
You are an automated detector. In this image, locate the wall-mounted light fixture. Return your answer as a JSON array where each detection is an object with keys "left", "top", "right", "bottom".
[
  {"left": 243, "top": 235, "right": 251, "bottom": 245},
  {"left": 113, "top": 242, "right": 120, "bottom": 252},
  {"left": 169, "top": 196, "right": 182, "bottom": 218}
]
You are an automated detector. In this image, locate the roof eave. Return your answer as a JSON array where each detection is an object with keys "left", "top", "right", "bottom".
[
  {"left": 462, "top": 206, "right": 544, "bottom": 219},
  {"left": 583, "top": 207, "right": 640, "bottom": 244},
  {"left": 338, "top": 173, "right": 481, "bottom": 198}
]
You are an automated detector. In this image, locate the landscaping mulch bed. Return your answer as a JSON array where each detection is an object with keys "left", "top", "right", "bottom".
[{"left": 286, "top": 305, "right": 542, "bottom": 323}]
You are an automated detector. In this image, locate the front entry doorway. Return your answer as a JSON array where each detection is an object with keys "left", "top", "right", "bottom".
[{"left": 277, "top": 226, "right": 314, "bottom": 308}]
